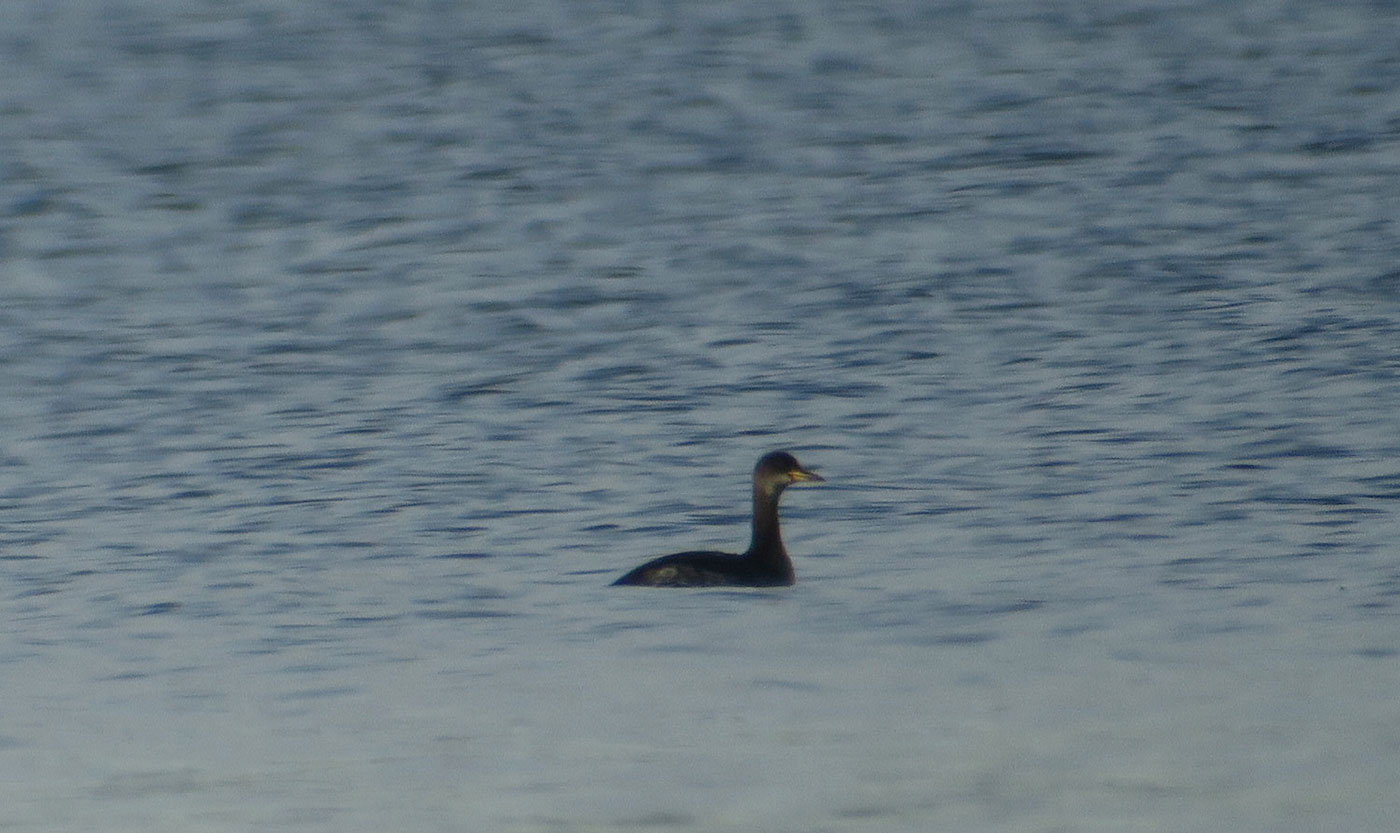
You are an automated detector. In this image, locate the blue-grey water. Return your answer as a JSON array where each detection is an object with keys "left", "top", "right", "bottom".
[{"left": 4, "top": 1, "right": 1400, "bottom": 830}]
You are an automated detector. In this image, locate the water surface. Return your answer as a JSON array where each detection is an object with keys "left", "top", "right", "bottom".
[{"left": 3, "top": 2, "right": 1399, "bottom": 830}]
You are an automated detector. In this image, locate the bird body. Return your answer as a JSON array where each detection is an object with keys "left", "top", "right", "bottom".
[
  {"left": 612, "top": 451, "right": 823, "bottom": 588},
  {"left": 611, "top": 549, "right": 794, "bottom": 587}
]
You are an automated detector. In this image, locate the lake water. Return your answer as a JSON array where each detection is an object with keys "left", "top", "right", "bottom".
[{"left": 3, "top": 1, "right": 1399, "bottom": 830}]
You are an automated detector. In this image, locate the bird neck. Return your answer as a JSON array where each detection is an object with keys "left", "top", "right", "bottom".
[{"left": 746, "top": 482, "right": 789, "bottom": 568}]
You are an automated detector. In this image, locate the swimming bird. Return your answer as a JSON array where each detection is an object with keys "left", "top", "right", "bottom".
[{"left": 611, "top": 451, "right": 824, "bottom": 587}]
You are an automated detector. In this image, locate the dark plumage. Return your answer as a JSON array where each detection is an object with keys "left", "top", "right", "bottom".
[{"left": 611, "top": 451, "right": 824, "bottom": 588}]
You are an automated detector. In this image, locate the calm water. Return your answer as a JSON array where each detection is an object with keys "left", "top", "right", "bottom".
[{"left": 3, "top": 1, "right": 1400, "bottom": 830}]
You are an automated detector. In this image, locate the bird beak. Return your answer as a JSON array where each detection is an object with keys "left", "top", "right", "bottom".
[{"left": 791, "top": 467, "right": 825, "bottom": 483}]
